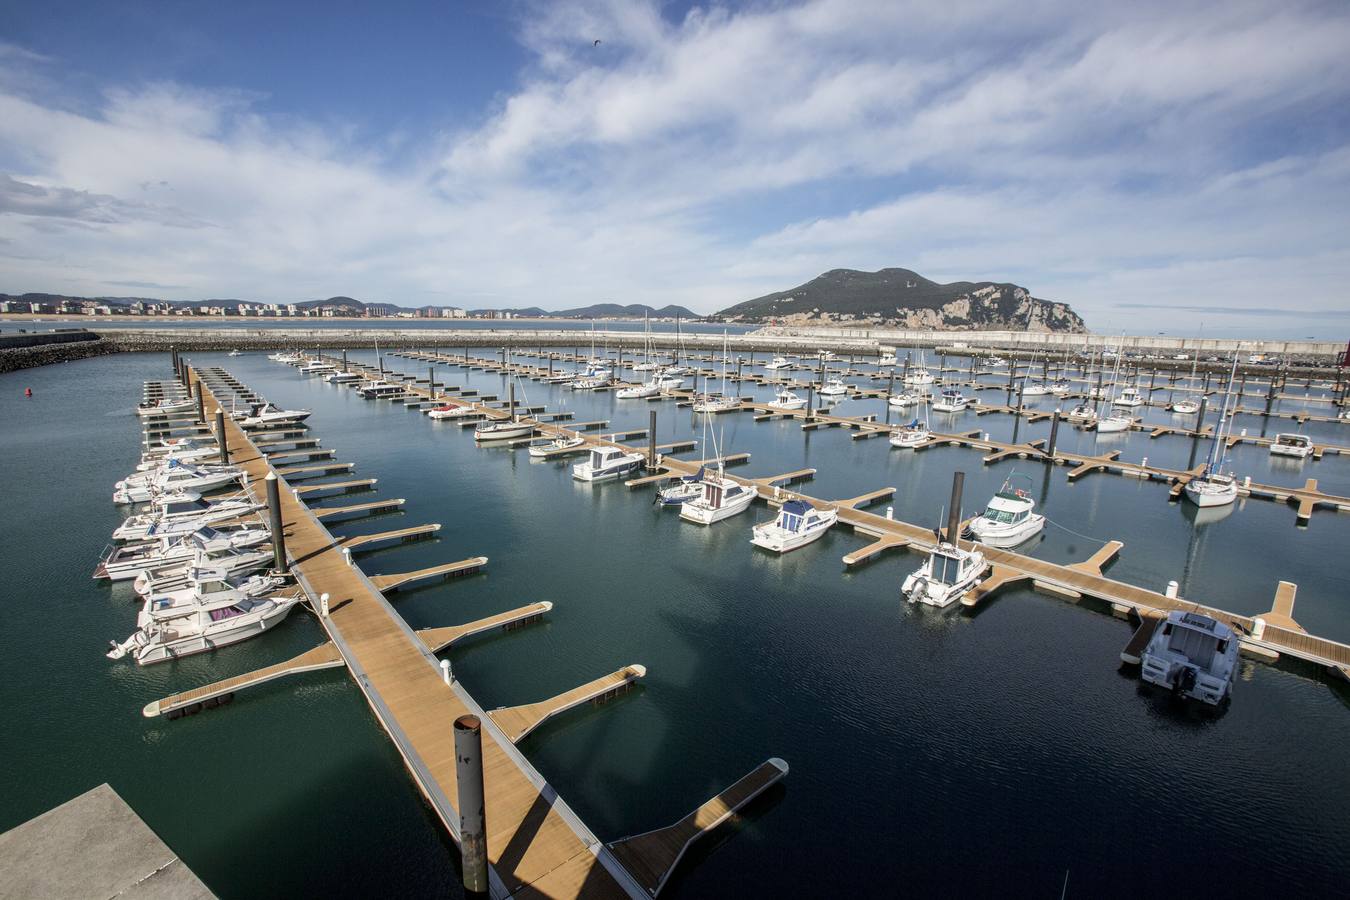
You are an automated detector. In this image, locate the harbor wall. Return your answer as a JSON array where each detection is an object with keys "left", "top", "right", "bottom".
[{"left": 0, "top": 331, "right": 110, "bottom": 374}]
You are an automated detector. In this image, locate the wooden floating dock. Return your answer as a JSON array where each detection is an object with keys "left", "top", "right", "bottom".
[
  {"left": 337, "top": 523, "right": 441, "bottom": 551},
  {"left": 369, "top": 556, "right": 487, "bottom": 592},
  {"left": 488, "top": 665, "right": 647, "bottom": 744},
  {"left": 293, "top": 478, "right": 377, "bottom": 496},
  {"left": 607, "top": 758, "right": 789, "bottom": 897},
  {"left": 313, "top": 498, "right": 406, "bottom": 521}
]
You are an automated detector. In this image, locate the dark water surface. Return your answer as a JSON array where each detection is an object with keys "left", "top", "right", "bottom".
[{"left": 2, "top": 351, "right": 1348, "bottom": 898}]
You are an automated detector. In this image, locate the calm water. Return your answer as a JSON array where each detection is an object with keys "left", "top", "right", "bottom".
[{"left": 2, "top": 351, "right": 1348, "bottom": 898}]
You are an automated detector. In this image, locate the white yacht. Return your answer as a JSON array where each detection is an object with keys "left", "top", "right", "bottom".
[
  {"left": 236, "top": 402, "right": 312, "bottom": 427},
  {"left": 269, "top": 352, "right": 302, "bottom": 363},
  {"left": 767, "top": 390, "right": 807, "bottom": 411},
  {"left": 655, "top": 470, "right": 706, "bottom": 506},
  {"left": 680, "top": 473, "right": 755, "bottom": 524},
  {"left": 474, "top": 418, "right": 534, "bottom": 442},
  {"left": 932, "top": 390, "right": 970, "bottom": 413},
  {"left": 113, "top": 462, "right": 243, "bottom": 504},
  {"left": 987, "top": 356, "right": 1006, "bottom": 367},
  {"left": 572, "top": 446, "right": 644, "bottom": 481},
  {"left": 108, "top": 593, "right": 302, "bottom": 665},
  {"left": 878, "top": 347, "right": 898, "bottom": 367},
  {"left": 656, "top": 371, "right": 685, "bottom": 389},
  {"left": 138, "top": 572, "right": 286, "bottom": 627},
  {"left": 426, "top": 403, "right": 479, "bottom": 420},
  {"left": 1170, "top": 398, "right": 1201, "bottom": 414},
  {"left": 903, "top": 541, "right": 988, "bottom": 608},
  {"left": 1269, "top": 433, "right": 1313, "bottom": 459},
  {"left": 298, "top": 360, "right": 336, "bottom": 376},
  {"left": 904, "top": 367, "right": 935, "bottom": 386},
  {"left": 1139, "top": 611, "right": 1239, "bottom": 706},
  {"left": 1113, "top": 386, "right": 1145, "bottom": 407},
  {"left": 818, "top": 377, "right": 848, "bottom": 397},
  {"left": 113, "top": 493, "right": 259, "bottom": 542},
  {"left": 890, "top": 417, "right": 931, "bottom": 449},
  {"left": 1095, "top": 413, "right": 1133, "bottom": 433},
  {"left": 228, "top": 349, "right": 244, "bottom": 357},
  {"left": 1183, "top": 471, "right": 1238, "bottom": 507},
  {"left": 816, "top": 350, "right": 838, "bottom": 362},
  {"left": 358, "top": 381, "right": 405, "bottom": 399},
  {"left": 692, "top": 392, "right": 741, "bottom": 413},
  {"left": 616, "top": 380, "right": 662, "bottom": 399},
  {"left": 136, "top": 398, "right": 194, "bottom": 417},
  {"left": 133, "top": 443, "right": 219, "bottom": 471},
  {"left": 763, "top": 356, "right": 791, "bottom": 371},
  {"left": 1050, "top": 378, "right": 1072, "bottom": 396},
  {"left": 1020, "top": 381, "right": 1050, "bottom": 397},
  {"left": 324, "top": 371, "right": 362, "bottom": 384},
  {"left": 750, "top": 500, "right": 837, "bottom": 553},
  {"left": 888, "top": 391, "right": 921, "bottom": 408},
  {"left": 131, "top": 544, "right": 275, "bottom": 596},
  {"left": 966, "top": 476, "right": 1045, "bottom": 547},
  {"left": 528, "top": 436, "right": 586, "bottom": 458},
  {"left": 1066, "top": 402, "right": 1098, "bottom": 426},
  {"left": 94, "top": 525, "right": 270, "bottom": 581}
]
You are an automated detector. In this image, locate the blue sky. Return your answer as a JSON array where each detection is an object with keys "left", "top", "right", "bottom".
[{"left": 1, "top": 0, "right": 1348, "bottom": 337}]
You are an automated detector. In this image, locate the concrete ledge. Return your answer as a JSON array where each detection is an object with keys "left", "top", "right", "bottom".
[{"left": 0, "top": 783, "right": 213, "bottom": 899}]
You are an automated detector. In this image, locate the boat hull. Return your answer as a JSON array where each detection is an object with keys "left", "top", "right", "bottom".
[{"left": 679, "top": 490, "right": 755, "bottom": 524}]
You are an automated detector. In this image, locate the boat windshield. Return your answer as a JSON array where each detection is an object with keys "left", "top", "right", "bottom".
[
  {"left": 982, "top": 506, "right": 1017, "bottom": 524},
  {"left": 930, "top": 552, "right": 963, "bottom": 585},
  {"left": 779, "top": 511, "right": 802, "bottom": 532}
]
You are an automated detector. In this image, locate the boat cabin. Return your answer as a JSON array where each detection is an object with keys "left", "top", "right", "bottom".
[{"left": 980, "top": 490, "right": 1033, "bottom": 525}]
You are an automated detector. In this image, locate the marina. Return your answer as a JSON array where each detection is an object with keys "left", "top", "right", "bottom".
[{"left": 3, "top": 342, "right": 1350, "bottom": 898}]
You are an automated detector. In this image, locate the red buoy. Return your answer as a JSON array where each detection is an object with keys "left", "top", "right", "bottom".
[{"left": 25, "top": 387, "right": 32, "bottom": 397}]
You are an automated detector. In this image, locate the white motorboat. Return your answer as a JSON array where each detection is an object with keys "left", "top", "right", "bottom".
[
  {"left": 528, "top": 436, "right": 586, "bottom": 458},
  {"left": 680, "top": 473, "right": 755, "bottom": 524},
  {"left": 358, "top": 381, "right": 405, "bottom": 399},
  {"left": 878, "top": 346, "right": 898, "bottom": 367},
  {"left": 1066, "top": 403, "right": 1098, "bottom": 426},
  {"left": 136, "top": 398, "right": 194, "bottom": 417},
  {"left": 138, "top": 572, "right": 286, "bottom": 627},
  {"left": 141, "top": 436, "right": 206, "bottom": 458},
  {"left": 1020, "top": 381, "right": 1050, "bottom": 397},
  {"left": 767, "top": 390, "right": 807, "bottom": 411},
  {"left": 324, "top": 371, "right": 362, "bottom": 384},
  {"left": 818, "top": 377, "right": 848, "bottom": 397},
  {"left": 113, "top": 462, "right": 243, "bottom": 504},
  {"left": 107, "top": 593, "right": 302, "bottom": 665},
  {"left": 569, "top": 376, "right": 610, "bottom": 391},
  {"left": 932, "top": 390, "right": 969, "bottom": 413},
  {"left": 656, "top": 371, "right": 685, "bottom": 389},
  {"left": 474, "top": 419, "right": 534, "bottom": 442},
  {"left": 1113, "top": 386, "right": 1145, "bottom": 407},
  {"left": 298, "top": 360, "right": 336, "bottom": 375},
  {"left": 269, "top": 352, "right": 302, "bottom": 363},
  {"left": 235, "top": 402, "right": 313, "bottom": 427},
  {"left": 890, "top": 418, "right": 931, "bottom": 449},
  {"left": 888, "top": 391, "right": 921, "bottom": 408},
  {"left": 1269, "top": 433, "right": 1313, "bottom": 459},
  {"left": 616, "top": 381, "right": 662, "bottom": 399},
  {"left": 1139, "top": 611, "right": 1238, "bottom": 706},
  {"left": 131, "top": 544, "right": 275, "bottom": 596},
  {"left": 134, "top": 443, "right": 219, "bottom": 471},
  {"left": 966, "top": 475, "right": 1045, "bottom": 547},
  {"left": 763, "top": 356, "right": 791, "bottom": 370},
  {"left": 426, "top": 403, "right": 479, "bottom": 420},
  {"left": 903, "top": 541, "right": 988, "bottom": 608},
  {"left": 750, "top": 500, "right": 837, "bottom": 553},
  {"left": 113, "top": 493, "right": 259, "bottom": 542},
  {"left": 572, "top": 446, "right": 645, "bottom": 481},
  {"left": 1095, "top": 414, "right": 1133, "bottom": 433},
  {"left": 987, "top": 356, "right": 1006, "bottom": 367},
  {"left": 1049, "top": 378, "right": 1072, "bottom": 396},
  {"left": 816, "top": 350, "right": 838, "bottom": 362},
  {"left": 94, "top": 525, "right": 269, "bottom": 581},
  {"left": 1170, "top": 398, "right": 1201, "bottom": 414},
  {"left": 631, "top": 361, "right": 659, "bottom": 372},
  {"left": 228, "top": 349, "right": 243, "bottom": 357}
]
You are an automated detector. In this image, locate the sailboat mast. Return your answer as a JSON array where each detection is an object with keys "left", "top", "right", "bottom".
[{"left": 1208, "top": 353, "right": 1240, "bottom": 472}]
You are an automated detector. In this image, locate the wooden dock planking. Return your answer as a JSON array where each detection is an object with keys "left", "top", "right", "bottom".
[
  {"left": 369, "top": 556, "right": 486, "bottom": 591},
  {"left": 488, "top": 665, "right": 648, "bottom": 744},
  {"left": 275, "top": 461, "right": 355, "bottom": 478},
  {"left": 841, "top": 533, "right": 910, "bottom": 566},
  {"left": 607, "top": 758, "right": 789, "bottom": 897},
  {"left": 142, "top": 640, "right": 344, "bottom": 717},
  {"left": 338, "top": 523, "right": 441, "bottom": 551},
  {"left": 835, "top": 487, "right": 896, "bottom": 509},
  {"left": 752, "top": 468, "right": 817, "bottom": 486},
  {"left": 1120, "top": 610, "right": 1166, "bottom": 664},
  {"left": 195, "top": 373, "right": 641, "bottom": 899},
  {"left": 959, "top": 566, "right": 1031, "bottom": 608},
  {"left": 416, "top": 602, "right": 552, "bottom": 653},
  {"left": 1066, "top": 540, "right": 1124, "bottom": 576},
  {"left": 313, "top": 499, "right": 406, "bottom": 520},
  {"left": 293, "top": 478, "right": 377, "bottom": 496}
]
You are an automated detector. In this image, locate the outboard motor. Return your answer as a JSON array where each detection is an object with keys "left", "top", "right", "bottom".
[{"left": 1176, "top": 665, "right": 1198, "bottom": 697}]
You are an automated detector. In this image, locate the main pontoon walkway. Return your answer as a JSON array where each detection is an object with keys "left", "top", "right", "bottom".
[{"left": 193, "top": 373, "right": 644, "bottom": 899}]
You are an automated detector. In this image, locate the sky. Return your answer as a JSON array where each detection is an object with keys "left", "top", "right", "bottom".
[{"left": 1, "top": 0, "right": 1348, "bottom": 338}]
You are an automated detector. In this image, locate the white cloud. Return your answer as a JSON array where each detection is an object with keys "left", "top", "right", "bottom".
[{"left": 0, "top": 0, "right": 1347, "bottom": 334}]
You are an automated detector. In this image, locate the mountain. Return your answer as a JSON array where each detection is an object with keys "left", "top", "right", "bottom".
[{"left": 714, "top": 268, "right": 1087, "bottom": 332}]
